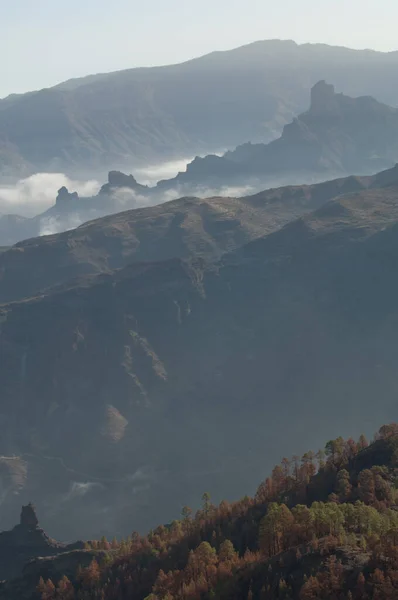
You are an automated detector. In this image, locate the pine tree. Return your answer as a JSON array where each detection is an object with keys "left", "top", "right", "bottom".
[
  {"left": 219, "top": 539, "right": 237, "bottom": 563},
  {"left": 336, "top": 469, "right": 352, "bottom": 502},
  {"left": 202, "top": 492, "right": 211, "bottom": 518}
]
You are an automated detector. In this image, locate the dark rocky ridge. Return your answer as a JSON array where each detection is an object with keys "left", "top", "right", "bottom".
[
  {"left": 152, "top": 81, "right": 398, "bottom": 191},
  {"left": 0, "top": 504, "right": 84, "bottom": 581},
  {"left": 99, "top": 171, "right": 150, "bottom": 196}
]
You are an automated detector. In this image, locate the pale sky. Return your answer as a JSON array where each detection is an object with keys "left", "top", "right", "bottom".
[{"left": 1, "top": 0, "right": 397, "bottom": 98}]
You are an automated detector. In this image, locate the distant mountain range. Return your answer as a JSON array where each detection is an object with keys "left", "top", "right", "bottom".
[
  {"left": 4, "top": 40, "right": 398, "bottom": 178},
  {"left": 4, "top": 81, "right": 398, "bottom": 247},
  {"left": 149, "top": 80, "right": 398, "bottom": 192},
  {"left": 2, "top": 164, "right": 398, "bottom": 540}
]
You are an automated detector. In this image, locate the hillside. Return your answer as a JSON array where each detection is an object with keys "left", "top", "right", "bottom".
[
  {"left": 3, "top": 425, "right": 398, "bottom": 599},
  {"left": 2, "top": 179, "right": 398, "bottom": 540},
  {"left": 153, "top": 81, "right": 398, "bottom": 192},
  {"left": 0, "top": 170, "right": 372, "bottom": 302},
  {"left": 0, "top": 162, "right": 371, "bottom": 248},
  {"left": 4, "top": 40, "right": 398, "bottom": 177}
]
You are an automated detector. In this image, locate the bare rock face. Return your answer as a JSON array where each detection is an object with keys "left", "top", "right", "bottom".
[
  {"left": 20, "top": 503, "right": 39, "bottom": 530},
  {"left": 100, "top": 171, "right": 149, "bottom": 195},
  {"left": 108, "top": 171, "right": 138, "bottom": 188},
  {"left": 56, "top": 186, "right": 79, "bottom": 207},
  {"left": 310, "top": 80, "right": 337, "bottom": 115}
]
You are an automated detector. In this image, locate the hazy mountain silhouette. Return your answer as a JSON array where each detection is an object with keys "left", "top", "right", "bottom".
[
  {"left": 3, "top": 82, "right": 398, "bottom": 247},
  {"left": 152, "top": 81, "right": 398, "bottom": 191},
  {"left": 3, "top": 40, "right": 398, "bottom": 178}
]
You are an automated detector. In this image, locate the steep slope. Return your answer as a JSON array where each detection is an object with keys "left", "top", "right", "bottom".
[
  {"left": 4, "top": 40, "right": 398, "bottom": 177},
  {"left": 4, "top": 427, "right": 398, "bottom": 600},
  {"left": 2, "top": 183, "right": 398, "bottom": 539},
  {"left": 0, "top": 172, "right": 371, "bottom": 303},
  {"left": 157, "top": 81, "right": 398, "bottom": 191}
]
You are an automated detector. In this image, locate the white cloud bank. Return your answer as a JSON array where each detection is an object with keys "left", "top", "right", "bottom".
[{"left": 0, "top": 173, "right": 100, "bottom": 217}]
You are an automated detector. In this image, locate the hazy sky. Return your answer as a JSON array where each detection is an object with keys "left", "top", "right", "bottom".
[{"left": 2, "top": 0, "right": 396, "bottom": 98}]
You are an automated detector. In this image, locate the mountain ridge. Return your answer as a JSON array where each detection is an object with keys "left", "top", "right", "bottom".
[
  {"left": 151, "top": 81, "right": 398, "bottom": 192},
  {"left": 3, "top": 81, "right": 398, "bottom": 248},
  {"left": 4, "top": 40, "right": 398, "bottom": 178},
  {"left": 0, "top": 168, "right": 378, "bottom": 303}
]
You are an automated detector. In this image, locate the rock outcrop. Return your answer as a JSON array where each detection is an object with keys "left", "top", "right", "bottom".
[
  {"left": 99, "top": 171, "right": 149, "bottom": 195},
  {"left": 0, "top": 505, "right": 84, "bottom": 581},
  {"left": 309, "top": 80, "right": 338, "bottom": 115},
  {"left": 155, "top": 81, "right": 398, "bottom": 191},
  {"left": 55, "top": 186, "right": 79, "bottom": 208},
  {"left": 19, "top": 503, "right": 39, "bottom": 529}
]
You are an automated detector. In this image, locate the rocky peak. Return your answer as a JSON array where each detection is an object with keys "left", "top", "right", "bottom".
[
  {"left": 309, "top": 80, "right": 338, "bottom": 115},
  {"left": 20, "top": 503, "right": 38, "bottom": 530},
  {"left": 108, "top": 170, "right": 138, "bottom": 188},
  {"left": 56, "top": 186, "right": 79, "bottom": 206},
  {"left": 100, "top": 171, "right": 149, "bottom": 195},
  {"left": 0, "top": 505, "right": 85, "bottom": 581}
]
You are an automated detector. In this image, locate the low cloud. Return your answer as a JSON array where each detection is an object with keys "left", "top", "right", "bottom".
[
  {"left": 133, "top": 152, "right": 226, "bottom": 186},
  {"left": 0, "top": 173, "right": 100, "bottom": 217},
  {"left": 39, "top": 213, "right": 88, "bottom": 236},
  {"left": 134, "top": 158, "right": 194, "bottom": 186},
  {"left": 0, "top": 155, "right": 285, "bottom": 245},
  {"left": 64, "top": 481, "right": 103, "bottom": 502}
]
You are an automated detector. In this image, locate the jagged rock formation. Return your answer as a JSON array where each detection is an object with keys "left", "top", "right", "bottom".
[
  {"left": 0, "top": 505, "right": 84, "bottom": 581},
  {"left": 99, "top": 170, "right": 150, "bottom": 195},
  {"left": 55, "top": 186, "right": 79, "bottom": 208},
  {"left": 155, "top": 81, "right": 398, "bottom": 191},
  {"left": 20, "top": 503, "right": 39, "bottom": 529},
  {"left": 310, "top": 79, "right": 337, "bottom": 115}
]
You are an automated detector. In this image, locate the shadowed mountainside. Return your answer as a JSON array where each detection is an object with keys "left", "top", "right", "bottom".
[
  {"left": 2, "top": 178, "right": 398, "bottom": 539},
  {"left": 0, "top": 170, "right": 375, "bottom": 303}
]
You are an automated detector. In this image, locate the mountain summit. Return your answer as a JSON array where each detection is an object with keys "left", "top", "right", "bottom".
[
  {"left": 154, "top": 81, "right": 398, "bottom": 192},
  {"left": 309, "top": 79, "right": 337, "bottom": 114},
  {"left": 4, "top": 41, "right": 398, "bottom": 178}
]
